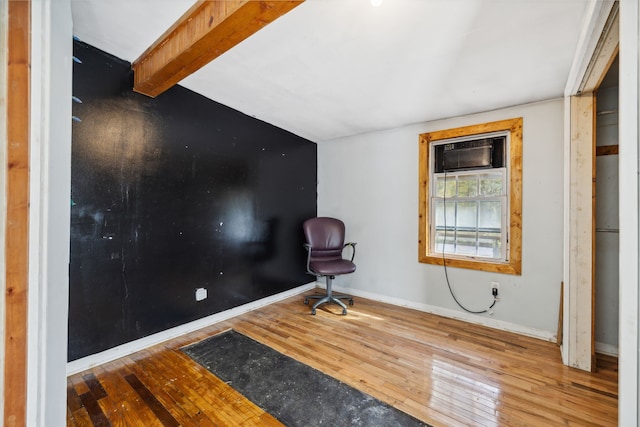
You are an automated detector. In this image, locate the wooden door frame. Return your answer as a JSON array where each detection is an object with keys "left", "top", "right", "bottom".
[
  {"left": 563, "top": 1, "right": 618, "bottom": 372},
  {"left": 566, "top": 93, "right": 596, "bottom": 371}
]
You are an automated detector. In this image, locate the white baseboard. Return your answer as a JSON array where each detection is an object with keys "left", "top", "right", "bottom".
[
  {"left": 68, "top": 281, "right": 561, "bottom": 376},
  {"left": 332, "top": 284, "right": 557, "bottom": 343},
  {"left": 595, "top": 341, "right": 619, "bottom": 357},
  {"left": 66, "top": 282, "right": 316, "bottom": 376}
]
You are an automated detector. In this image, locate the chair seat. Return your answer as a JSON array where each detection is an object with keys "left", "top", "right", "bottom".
[
  {"left": 309, "top": 259, "right": 356, "bottom": 276},
  {"left": 303, "top": 217, "right": 356, "bottom": 315}
]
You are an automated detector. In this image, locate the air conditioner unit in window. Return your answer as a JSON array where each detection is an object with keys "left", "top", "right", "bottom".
[{"left": 434, "top": 135, "right": 506, "bottom": 173}]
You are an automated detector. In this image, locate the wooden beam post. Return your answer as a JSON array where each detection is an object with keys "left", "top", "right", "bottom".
[
  {"left": 568, "top": 93, "right": 595, "bottom": 372},
  {"left": 132, "top": 0, "right": 304, "bottom": 98},
  {"left": 5, "top": 0, "right": 30, "bottom": 425}
]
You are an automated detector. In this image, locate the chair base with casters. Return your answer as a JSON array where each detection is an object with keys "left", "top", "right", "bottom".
[
  {"left": 302, "top": 217, "right": 357, "bottom": 315},
  {"left": 304, "top": 275, "right": 354, "bottom": 315}
]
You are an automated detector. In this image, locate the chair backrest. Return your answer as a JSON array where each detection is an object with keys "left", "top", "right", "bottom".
[{"left": 303, "top": 217, "right": 346, "bottom": 261}]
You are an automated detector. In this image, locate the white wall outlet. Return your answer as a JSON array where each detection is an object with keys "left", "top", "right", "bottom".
[
  {"left": 195, "top": 287, "right": 207, "bottom": 301},
  {"left": 491, "top": 282, "right": 500, "bottom": 299}
]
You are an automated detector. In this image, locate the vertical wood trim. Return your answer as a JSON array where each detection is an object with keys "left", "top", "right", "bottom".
[
  {"left": 417, "top": 133, "right": 429, "bottom": 262},
  {"left": 0, "top": 0, "right": 8, "bottom": 421},
  {"left": 568, "top": 94, "right": 594, "bottom": 372},
  {"left": 591, "top": 95, "right": 597, "bottom": 372},
  {"left": 5, "top": 0, "right": 30, "bottom": 425},
  {"left": 508, "top": 118, "right": 524, "bottom": 276},
  {"left": 557, "top": 281, "right": 564, "bottom": 346}
]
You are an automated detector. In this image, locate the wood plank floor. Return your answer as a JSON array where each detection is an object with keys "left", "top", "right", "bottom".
[{"left": 67, "top": 294, "right": 618, "bottom": 426}]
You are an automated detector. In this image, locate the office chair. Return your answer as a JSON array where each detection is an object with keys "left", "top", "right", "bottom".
[{"left": 303, "top": 217, "right": 356, "bottom": 315}]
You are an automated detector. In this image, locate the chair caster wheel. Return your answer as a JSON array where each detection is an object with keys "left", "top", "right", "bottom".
[
  {"left": 311, "top": 309, "right": 316, "bottom": 315},
  {"left": 342, "top": 309, "right": 347, "bottom": 315},
  {"left": 304, "top": 298, "right": 309, "bottom": 305},
  {"left": 349, "top": 299, "right": 354, "bottom": 306}
]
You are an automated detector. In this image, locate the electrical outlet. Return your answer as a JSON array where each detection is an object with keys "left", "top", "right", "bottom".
[
  {"left": 195, "top": 287, "right": 207, "bottom": 301},
  {"left": 491, "top": 281, "right": 499, "bottom": 298}
]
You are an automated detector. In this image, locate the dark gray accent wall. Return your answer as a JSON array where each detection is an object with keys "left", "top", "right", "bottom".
[{"left": 68, "top": 41, "right": 317, "bottom": 361}]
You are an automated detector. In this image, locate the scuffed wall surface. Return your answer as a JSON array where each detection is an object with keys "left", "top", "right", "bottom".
[{"left": 68, "top": 41, "right": 316, "bottom": 361}]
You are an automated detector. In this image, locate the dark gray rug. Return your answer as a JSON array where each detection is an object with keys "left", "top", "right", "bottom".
[{"left": 182, "top": 330, "right": 430, "bottom": 427}]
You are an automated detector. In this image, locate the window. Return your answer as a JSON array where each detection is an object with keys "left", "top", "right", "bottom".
[
  {"left": 433, "top": 168, "right": 507, "bottom": 260},
  {"left": 418, "top": 118, "right": 522, "bottom": 275}
]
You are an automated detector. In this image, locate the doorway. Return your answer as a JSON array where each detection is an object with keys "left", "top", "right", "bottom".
[
  {"left": 564, "top": 1, "right": 618, "bottom": 372},
  {"left": 594, "top": 55, "right": 619, "bottom": 360}
]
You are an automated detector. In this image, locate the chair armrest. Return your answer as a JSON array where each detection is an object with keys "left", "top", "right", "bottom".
[
  {"left": 343, "top": 242, "right": 357, "bottom": 262},
  {"left": 303, "top": 243, "right": 316, "bottom": 276}
]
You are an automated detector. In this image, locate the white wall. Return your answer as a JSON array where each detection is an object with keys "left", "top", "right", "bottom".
[
  {"left": 618, "top": 0, "right": 639, "bottom": 423},
  {"left": 318, "top": 98, "right": 565, "bottom": 338},
  {"left": 28, "top": 1, "right": 72, "bottom": 426}
]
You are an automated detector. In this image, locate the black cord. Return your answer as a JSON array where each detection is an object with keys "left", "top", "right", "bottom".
[{"left": 441, "top": 171, "right": 496, "bottom": 314}]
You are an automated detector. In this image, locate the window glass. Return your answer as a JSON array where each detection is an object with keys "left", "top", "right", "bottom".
[
  {"left": 456, "top": 201, "right": 477, "bottom": 229},
  {"left": 479, "top": 200, "right": 502, "bottom": 259},
  {"left": 479, "top": 200, "right": 502, "bottom": 230},
  {"left": 432, "top": 168, "right": 506, "bottom": 260},
  {"left": 457, "top": 175, "right": 478, "bottom": 197},
  {"left": 436, "top": 176, "right": 457, "bottom": 198},
  {"left": 479, "top": 173, "right": 503, "bottom": 196}
]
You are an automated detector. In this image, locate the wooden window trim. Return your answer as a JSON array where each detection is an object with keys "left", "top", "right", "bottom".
[{"left": 418, "top": 117, "right": 523, "bottom": 275}]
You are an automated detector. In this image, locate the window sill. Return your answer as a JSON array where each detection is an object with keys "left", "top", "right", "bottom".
[{"left": 419, "top": 253, "right": 521, "bottom": 275}]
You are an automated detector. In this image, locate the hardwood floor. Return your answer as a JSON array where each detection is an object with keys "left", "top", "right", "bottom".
[{"left": 67, "top": 294, "right": 618, "bottom": 426}]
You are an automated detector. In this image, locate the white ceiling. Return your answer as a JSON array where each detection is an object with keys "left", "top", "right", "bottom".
[{"left": 71, "top": 0, "right": 589, "bottom": 142}]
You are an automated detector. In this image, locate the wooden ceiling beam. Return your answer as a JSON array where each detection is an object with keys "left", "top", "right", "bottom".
[{"left": 132, "top": 0, "right": 304, "bottom": 98}]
